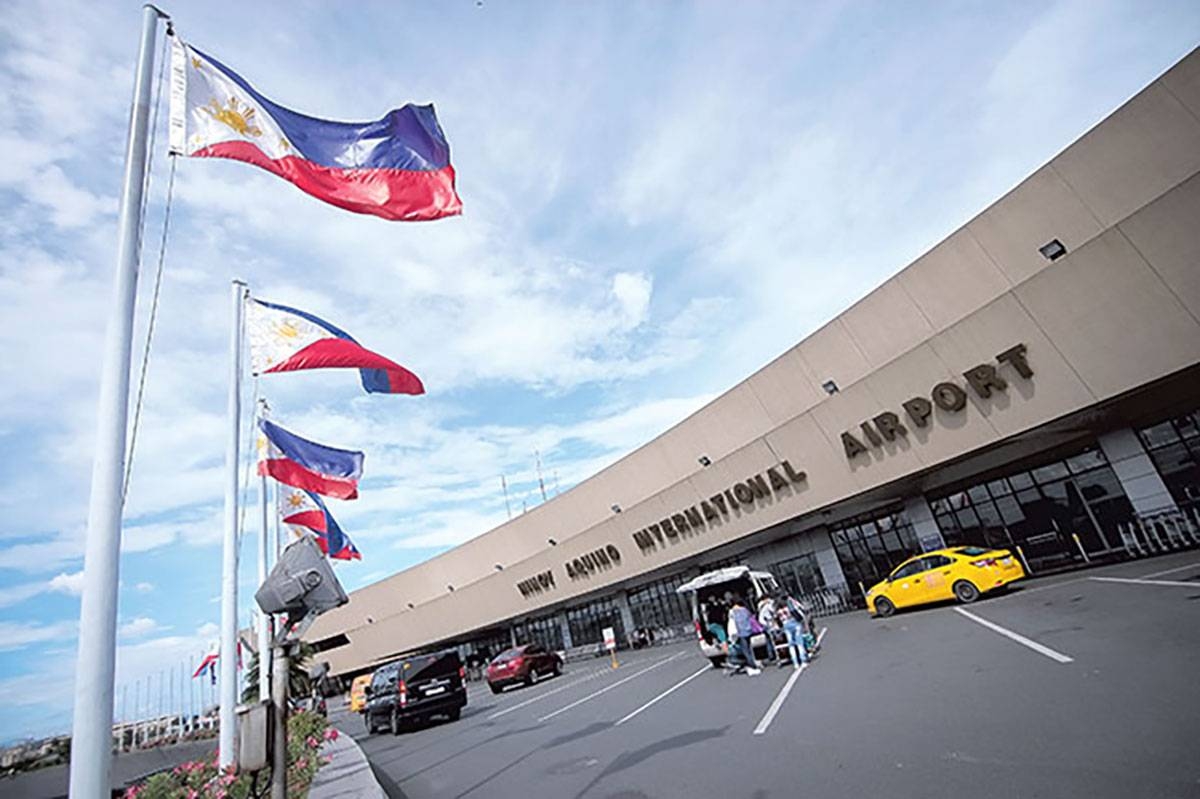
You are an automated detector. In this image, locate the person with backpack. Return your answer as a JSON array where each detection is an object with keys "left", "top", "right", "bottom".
[
  {"left": 756, "top": 595, "right": 782, "bottom": 665},
  {"left": 726, "top": 596, "right": 761, "bottom": 676},
  {"left": 775, "top": 591, "right": 811, "bottom": 669}
]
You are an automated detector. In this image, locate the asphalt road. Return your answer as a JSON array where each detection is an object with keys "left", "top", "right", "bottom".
[
  {"left": 2, "top": 738, "right": 216, "bottom": 799},
  {"left": 340, "top": 551, "right": 1200, "bottom": 799}
]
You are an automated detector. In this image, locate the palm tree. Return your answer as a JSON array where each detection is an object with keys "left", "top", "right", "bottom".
[{"left": 241, "top": 642, "right": 317, "bottom": 703}]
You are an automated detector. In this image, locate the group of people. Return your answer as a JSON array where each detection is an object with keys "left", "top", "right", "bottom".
[{"left": 704, "top": 590, "right": 819, "bottom": 676}]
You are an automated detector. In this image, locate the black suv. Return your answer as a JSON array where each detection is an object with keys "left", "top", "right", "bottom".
[{"left": 364, "top": 650, "right": 467, "bottom": 734}]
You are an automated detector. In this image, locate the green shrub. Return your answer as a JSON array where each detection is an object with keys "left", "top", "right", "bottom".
[{"left": 123, "top": 711, "right": 336, "bottom": 799}]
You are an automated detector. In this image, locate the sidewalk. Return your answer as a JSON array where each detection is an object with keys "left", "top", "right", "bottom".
[{"left": 309, "top": 727, "right": 386, "bottom": 799}]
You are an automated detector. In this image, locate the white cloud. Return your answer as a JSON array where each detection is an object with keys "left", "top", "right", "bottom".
[
  {"left": 135, "top": 582, "right": 154, "bottom": 593},
  {"left": 0, "top": 621, "right": 76, "bottom": 652},
  {"left": 47, "top": 570, "right": 85, "bottom": 596},
  {"left": 118, "top": 617, "right": 164, "bottom": 639}
]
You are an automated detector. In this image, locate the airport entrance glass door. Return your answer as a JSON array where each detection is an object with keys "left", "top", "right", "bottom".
[{"left": 929, "top": 444, "right": 1134, "bottom": 571}]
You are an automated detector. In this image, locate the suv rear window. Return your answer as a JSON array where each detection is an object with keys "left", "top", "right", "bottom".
[
  {"left": 403, "top": 651, "right": 461, "bottom": 684},
  {"left": 494, "top": 648, "right": 523, "bottom": 662}
]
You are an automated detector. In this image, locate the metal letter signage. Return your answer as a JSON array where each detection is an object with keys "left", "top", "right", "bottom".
[
  {"left": 841, "top": 343, "right": 1034, "bottom": 461},
  {"left": 516, "top": 569, "right": 556, "bottom": 598},
  {"left": 630, "top": 460, "right": 807, "bottom": 556}
]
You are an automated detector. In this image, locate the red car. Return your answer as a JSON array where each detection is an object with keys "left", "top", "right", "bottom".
[{"left": 485, "top": 644, "right": 562, "bottom": 693}]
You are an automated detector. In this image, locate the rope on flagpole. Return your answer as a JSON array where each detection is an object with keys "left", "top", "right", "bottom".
[{"left": 122, "top": 27, "right": 175, "bottom": 505}]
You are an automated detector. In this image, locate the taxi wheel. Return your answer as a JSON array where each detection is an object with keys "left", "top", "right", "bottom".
[
  {"left": 874, "top": 597, "right": 895, "bottom": 618},
  {"left": 954, "top": 580, "right": 981, "bottom": 604}
]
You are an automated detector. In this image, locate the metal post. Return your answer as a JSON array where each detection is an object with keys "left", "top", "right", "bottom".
[
  {"left": 257, "top": 400, "right": 271, "bottom": 703},
  {"left": 219, "top": 280, "right": 247, "bottom": 769},
  {"left": 1071, "top": 533, "right": 1090, "bottom": 563},
  {"left": 68, "top": 6, "right": 164, "bottom": 796},
  {"left": 270, "top": 644, "right": 290, "bottom": 799},
  {"left": 133, "top": 679, "right": 142, "bottom": 750}
]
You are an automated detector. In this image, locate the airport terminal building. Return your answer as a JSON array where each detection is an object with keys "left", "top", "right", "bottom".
[{"left": 305, "top": 48, "right": 1200, "bottom": 677}]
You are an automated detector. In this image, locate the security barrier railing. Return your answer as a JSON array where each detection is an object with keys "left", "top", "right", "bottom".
[{"left": 1116, "top": 503, "right": 1200, "bottom": 558}]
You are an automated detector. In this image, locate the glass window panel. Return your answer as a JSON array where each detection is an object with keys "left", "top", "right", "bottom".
[
  {"left": 1139, "top": 421, "right": 1179, "bottom": 449},
  {"left": 1075, "top": 468, "right": 1122, "bottom": 503},
  {"left": 955, "top": 507, "right": 982, "bottom": 530},
  {"left": 986, "top": 479, "right": 1012, "bottom": 498},
  {"left": 1066, "top": 449, "right": 1106, "bottom": 474},
  {"left": 1032, "top": 461, "right": 1070, "bottom": 484},
  {"left": 1008, "top": 472, "right": 1035, "bottom": 491},
  {"left": 995, "top": 495, "right": 1026, "bottom": 526},
  {"left": 1150, "top": 442, "right": 1195, "bottom": 473},
  {"left": 967, "top": 485, "right": 991, "bottom": 504},
  {"left": 1177, "top": 413, "right": 1199, "bottom": 440}
]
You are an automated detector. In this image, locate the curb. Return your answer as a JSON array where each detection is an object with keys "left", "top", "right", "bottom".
[{"left": 308, "top": 728, "right": 385, "bottom": 799}]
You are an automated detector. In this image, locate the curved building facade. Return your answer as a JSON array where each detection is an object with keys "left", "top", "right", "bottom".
[{"left": 306, "top": 48, "right": 1200, "bottom": 677}]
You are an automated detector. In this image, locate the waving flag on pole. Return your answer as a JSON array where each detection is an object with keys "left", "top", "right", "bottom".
[
  {"left": 280, "top": 487, "right": 362, "bottom": 561},
  {"left": 168, "top": 37, "right": 462, "bottom": 221},
  {"left": 257, "top": 419, "right": 364, "bottom": 500},
  {"left": 246, "top": 298, "right": 424, "bottom": 395}
]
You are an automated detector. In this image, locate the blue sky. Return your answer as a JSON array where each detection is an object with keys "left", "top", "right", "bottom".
[{"left": 0, "top": 0, "right": 1197, "bottom": 742}]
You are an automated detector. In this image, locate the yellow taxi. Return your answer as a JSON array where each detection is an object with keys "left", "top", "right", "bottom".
[
  {"left": 866, "top": 546, "right": 1024, "bottom": 617},
  {"left": 349, "top": 673, "right": 372, "bottom": 713}
]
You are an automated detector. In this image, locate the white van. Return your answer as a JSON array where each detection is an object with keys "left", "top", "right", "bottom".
[{"left": 676, "top": 566, "right": 781, "bottom": 667}]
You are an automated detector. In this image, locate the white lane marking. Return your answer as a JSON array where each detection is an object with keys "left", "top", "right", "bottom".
[
  {"left": 753, "top": 664, "right": 807, "bottom": 735},
  {"left": 953, "top": 608, "right": 1074, "bottom": 664},
  {"left": 1090, "top": 576, "right": 1200, "bottom": 589},
  {"left": 615, "top": 666, "right": 709, "bottom": 726},
  {"left": 487, "top": 669, "right": 610, "bottom": 720},
  {"left": 537, "top": 653, "right": 685, "bottom": 722},
  {"left": 1138, "top": 561, "right": 1200, "bottom": 580},
  {"left": 751, "top": 625, "right": 826, "bottom": 736}
]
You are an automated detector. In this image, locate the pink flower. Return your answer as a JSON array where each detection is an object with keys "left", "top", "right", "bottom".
[
  {"left": 296, "top": 758, "right": 308, "bottom": 770},
  {"left": 324, "top": 728, "right": 339, "bottom": 741},
  {"left": 306, "top": 736, "right": 319, "bottom": 749},
  {"left": 323, "top": 755, "right": 333, "bottom": 765}
]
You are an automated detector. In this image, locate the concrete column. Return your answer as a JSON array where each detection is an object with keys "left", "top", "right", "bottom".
[
  {"left": 1097, "top": 428, "right": 1179, "bottom": 516},
  {"left": 811, "top": 530, "right": 848, "bottom": 589},
  {"left": 557, "top": 612, "right": 573, "bottom": 650},
  {"left": 904, "top": 494, "right": 946, "bottom": 552},
  {"left": 509, "top": 625, "right": 519, "bottom": 647},
  {"left": 615, "top": 590, "right": 636, "bottom": 635}
]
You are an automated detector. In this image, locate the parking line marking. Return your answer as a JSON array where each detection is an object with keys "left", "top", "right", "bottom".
[
  {"left": 953, "top": 608, "right": 1074, "bottom": 664},
  {"left": 487, "top": 669, "right": 610, "bottom": 720},
  {"left": 615, "top": 666, "right": 709, "bottom": 726},
  {"left": 753, "top": 664, "right": 807, "bottom": 735},
  {"left": 751, "top": 626, "right": 826, "bottom": 736},
  {"left": 1090, "top": 576, "right": 1200, "bottom": 589},
  {"left": 1138, "top": 561, "right": 1200, "bottom": 580},
  {"left": 537, "top": 653, "right": 684, "bottom": 722}
]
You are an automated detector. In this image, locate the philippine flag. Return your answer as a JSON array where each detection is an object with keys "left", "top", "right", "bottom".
[
  {"left": 258, "top": 419, "right": 364, "bottom": 500},
  {"left": 280, "top": 488, "right": 362, "bottom": 561},
  {"left": 168, "top": 38, "right": 462, "bottom": 222},
  {"left": 246, "top": 298, "right": 424, "bottom": 395}
]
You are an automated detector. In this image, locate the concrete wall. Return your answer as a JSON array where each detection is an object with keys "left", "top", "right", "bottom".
[{"left": 308, "top": 48, "right": 1200, "bottom": 676}]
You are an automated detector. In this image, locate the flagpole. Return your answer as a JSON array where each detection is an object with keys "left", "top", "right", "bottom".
[
  {"left": 68, "top": 6, "right": 166, "bottom": 796},
  {"left": 219, "top": 279, "right": 247, "bottom": 768},
  {"left": 256, "top": 397, "right": 271, "bottom": 703}
]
